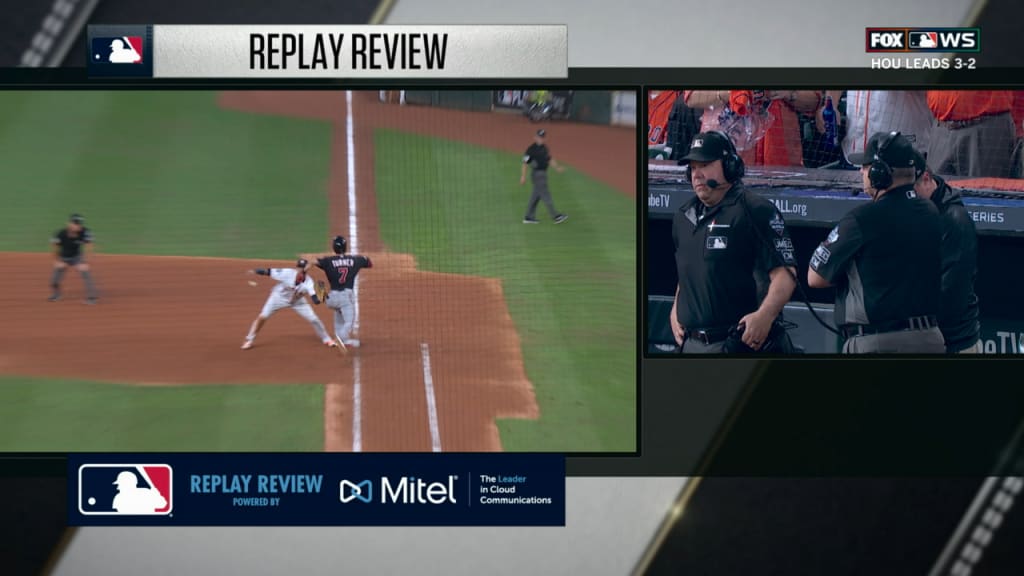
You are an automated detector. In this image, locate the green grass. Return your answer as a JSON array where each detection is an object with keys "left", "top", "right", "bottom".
[
  {"left": 0, "top": 377, "right": 324, "bottom": 451},
  {"left": 0, "top": 91, "right": 334, "bottom": 451},
  {"left": 373, "top": 129, "right": 637, "bottom": 452},
  {"left": 0, "top": 91, "right": 331, "bottom": 259}
]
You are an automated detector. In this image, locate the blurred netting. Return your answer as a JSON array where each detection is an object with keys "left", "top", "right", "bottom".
[{"left": 649, "top": 90, "right": 1024, "bottom": 184}]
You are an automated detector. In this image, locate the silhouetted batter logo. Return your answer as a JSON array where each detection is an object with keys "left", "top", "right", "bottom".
[
  {"left": 78, "top": 464, "right": 173, "bottom": 515},
  {"left": 91, "top": 36, "right": 144, "bottom": 64}
]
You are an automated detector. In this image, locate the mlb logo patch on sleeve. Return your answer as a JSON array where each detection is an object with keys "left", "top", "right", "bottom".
[{"left": 78, "top": 464, "right": 173, "bottom": 515}]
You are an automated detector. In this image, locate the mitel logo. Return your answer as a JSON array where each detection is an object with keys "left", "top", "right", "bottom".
[
  {"left": 866, "top": 28, "right": 980, "bottom": 52},
  {"left": 78, "top": 464, "right": 173, "bottom": 515},
  {"left": 339, "top": 476, "right": 458, "bottom": 504}
]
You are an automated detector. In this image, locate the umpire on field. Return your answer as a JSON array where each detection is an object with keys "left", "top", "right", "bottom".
[
  {"left": 521, "top": 129, "right": 568, "bottom": 224},
  {"left": 910, "top": 148, "right": 983, "bottom": 353},
  {"left": 807, "top": 131, "right": 945, "bottom": 353},
  {"left": 670, "top": 131, "right": 798, "bottom": 353}
]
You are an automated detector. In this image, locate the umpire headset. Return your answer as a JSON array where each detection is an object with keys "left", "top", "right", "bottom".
[
  {"left": 867, "top": 130, "right": 901, "bottom": 192},
  {"left": 682, "top": 130, "right": 842, "bottom": 351}
]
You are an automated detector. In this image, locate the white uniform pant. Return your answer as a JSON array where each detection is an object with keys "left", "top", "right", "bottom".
[{"left": 255, "top": 295, "right": 331, "bottom": 342}]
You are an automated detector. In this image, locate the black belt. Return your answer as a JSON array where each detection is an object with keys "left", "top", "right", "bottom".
[
  {"left": 687, "top": 326, "right": 732, "bottom": 345},
  {"left": 841, "top": 315, "right": 938, "bottom": 339}
]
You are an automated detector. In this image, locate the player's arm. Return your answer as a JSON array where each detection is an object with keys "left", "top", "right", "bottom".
[
  {"left": 51, "top": 233, "right": 61, "bottom": 258},
  {"left": 550, "top": 157, "right": 565, "bottom": 172},
  {"left": 683, "top": 90, "right": 729, "bottom": 110},
  {"left": 521, "top": 152, "right": 530, "bottom": 183},
  {"left": 807, "top": 215, "right": 863, "bottom": 288},
  {"left": 363, "top": 256, "right": 373, "bottom": 269},
  {"left": 248, "top": 267, "right": 279, "bottom": 279},
  {"left": 299, "top": 277, "right": 320, "bottom": 304},
  {"left": 769, "top": 90, "right": 823, "bottom": 114}
]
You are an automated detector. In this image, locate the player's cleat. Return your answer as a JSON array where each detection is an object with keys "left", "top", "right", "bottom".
[
  {"left": 554, "top": 214, "right": 568, "bottom": 224},
  {"left": 48, "top": 294, "right": 61, "bottom": 302},
  {"left": 241, "top": 340, "right": 254, "bottom": 350},
  {"left": 344, "top": 339, "right": 361, "bottom": 348},
  {"left": 523, "top": 218, "right": 539, "bottom": 224},
  {"left": 333, "top": 337, "right": 348, "bottom": 352}
]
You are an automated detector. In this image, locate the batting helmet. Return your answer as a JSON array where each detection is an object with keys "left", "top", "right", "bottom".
[
  {"left": 333, "top": 235, "right": 347, "bottom": 254},
  {"left": 296, "top": 258, "right": 309, "bottom": 269}
]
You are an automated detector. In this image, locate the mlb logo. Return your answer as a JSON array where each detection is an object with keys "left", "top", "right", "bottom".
[
  {"left": 91, "top": 36, "right": 144, "bottom": 64},
  {"left": 706, "top": 236, "right": 728, "bottom": 250},
  {"left": 78, "top": 464, "right": 173, "bottom": 516},
  {"left": 909, "top": 32, "right": 939, "bottom": 49}
]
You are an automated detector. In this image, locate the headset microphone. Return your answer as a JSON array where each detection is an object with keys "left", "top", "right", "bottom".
[{"left": 706, "top": 179, "right": 720, "bottom": 188}]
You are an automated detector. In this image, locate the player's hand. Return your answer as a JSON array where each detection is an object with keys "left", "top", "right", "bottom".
[
  {"left": 669, "top": 308, "right": 685, "bottom": 347},
  {"left": 738, "top": 311, "right": 773, "bottom": 351}
]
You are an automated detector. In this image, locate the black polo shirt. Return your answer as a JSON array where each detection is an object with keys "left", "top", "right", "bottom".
[
  {"left": 51, "top": 227, "right": 92, "bottom": 259},
  {"left": 809, "top": 184, "right": 942, "bottom": 327},
  {"left": 672, "top": 183, "right": 798, "bottom": 330},
  {"left": 523, "top": 143, "right": 550, "bottom": 171}
]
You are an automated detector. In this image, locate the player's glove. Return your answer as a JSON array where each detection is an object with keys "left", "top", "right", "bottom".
[{"left": 314, "top": 281, "right": 329, "bottom": 304}]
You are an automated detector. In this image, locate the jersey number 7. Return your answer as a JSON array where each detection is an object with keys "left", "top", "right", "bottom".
[{"left": 338, "top": 268, "right": 349, "bottom": 284}]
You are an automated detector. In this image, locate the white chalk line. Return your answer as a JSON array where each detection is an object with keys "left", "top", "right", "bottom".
[
  {"left": 420, "top": 342, "right": 442, "bottom": 452},
  {"left": 345, "top": 90, "right": 362, "bottom": 453}
]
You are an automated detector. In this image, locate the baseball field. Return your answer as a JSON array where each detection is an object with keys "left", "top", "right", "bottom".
[{"left": 0, "top": 90, "right": 636, "bottom": 453}]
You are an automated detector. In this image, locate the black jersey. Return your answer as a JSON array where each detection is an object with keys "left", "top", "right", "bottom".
[
  {"left": 51, "top": 227, "right": 93, "bottom": 258},
  {"left": 316, "top": 255, "right": 372, "bottom": 290}
]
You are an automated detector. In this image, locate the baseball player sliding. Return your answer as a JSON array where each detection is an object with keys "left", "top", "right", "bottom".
[
  {"left": 241, "top": 258, "right": 338, "bottom": 351},
  {"left": 301, "top": 235, "right": 372, "bottom": 349}
]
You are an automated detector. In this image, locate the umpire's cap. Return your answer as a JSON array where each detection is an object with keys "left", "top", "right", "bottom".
[
  {"left": 70, "top": 213, "right": 84, "bottom": 225},
  {"left": 847, "top": 131, "right": 918, "bottom": 169},
  {"left": 677, "top": 131, "right": 734, "bottom": 164},
  {"left": 333, "top": 235, "right": 347, "bottom": 254}
]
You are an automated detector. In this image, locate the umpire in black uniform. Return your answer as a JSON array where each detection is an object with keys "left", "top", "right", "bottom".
[
  {"left": 670, "top": 131, "right": 798, "bottom": 353},
  {"left": 521, "top": 129, "right": 568, "bottom": 224},
  {"left": 911, "top": 149, "right": 983, "bottom": 353},
  {"left": 49, "top": 213, "right": 99, "bottom": 304},
  {"left": 807, "top": 131, "right": 945, "bottom": 353}
]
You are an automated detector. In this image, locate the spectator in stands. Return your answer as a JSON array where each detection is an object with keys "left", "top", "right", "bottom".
[
  {"left": 1010, "top": 90, "right": 1024, "bottom": 177},
  {"left": 683, "top": 90, "right": 821, "bottom": 166},
  {"left": 807, "top": 131, "right": 945, "bottom": 353},
  {"left": 925, "top": 90, "right": 1016, "bottom": 178},
  {"left": 827, "top": 90, "right": 934, "bottom": 168},
  {"left": 910, "top": 148, "right": 982, "bottom": 354}
]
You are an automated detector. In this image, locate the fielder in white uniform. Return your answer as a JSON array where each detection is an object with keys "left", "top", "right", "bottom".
[{"left": 241, "top": 258, "right": 337, "bottom": 351}]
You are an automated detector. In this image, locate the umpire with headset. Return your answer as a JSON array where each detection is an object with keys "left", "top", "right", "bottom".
[
  {"left": 670, "top": 131, "right": 799, "bottom": 353},
  {"left": 807, "top": 131, "right": 946, "bottom": 353}
]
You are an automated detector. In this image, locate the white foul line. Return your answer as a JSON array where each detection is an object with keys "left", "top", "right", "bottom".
[
  {"left": 420, "top": 342, "right": 442, "bottom": 452},
  {"left": 346, "top": 90, "right": 362, "bottom": 453}
]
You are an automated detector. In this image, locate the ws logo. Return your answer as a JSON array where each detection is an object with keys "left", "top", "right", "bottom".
[{"left": 866, "top": 28, "right": 979, "bottom": 52}]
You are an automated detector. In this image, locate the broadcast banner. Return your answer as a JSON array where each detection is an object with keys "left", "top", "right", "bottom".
[
  {"left": 86, "top": 24, "right": 568, "bottom": 78},
  {"left": 67, "top": 454, "right": 565, "bottom": 526}
]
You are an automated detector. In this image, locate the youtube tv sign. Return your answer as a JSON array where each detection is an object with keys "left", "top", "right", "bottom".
[{"left": 866, "top": 28, "right": 980, "bottom": 52}]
